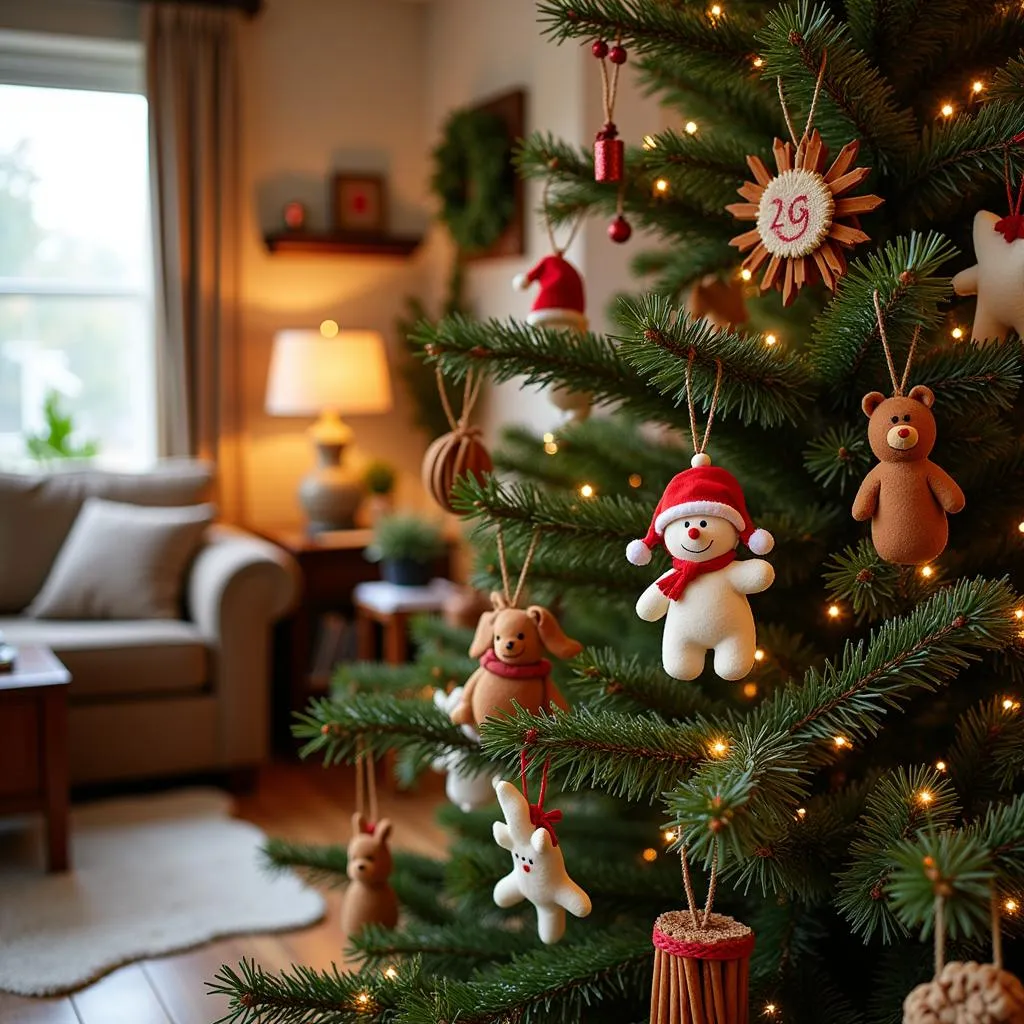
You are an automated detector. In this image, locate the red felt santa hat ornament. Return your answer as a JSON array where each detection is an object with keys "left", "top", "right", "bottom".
[
  {"left": 625, "top": 454, "right": 775, "bottom": 566},
  {"left": 513, "top": 253, "right": 588, "bottom": 332}
]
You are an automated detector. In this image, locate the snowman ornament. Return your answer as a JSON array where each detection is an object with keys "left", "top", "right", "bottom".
[{"left": 626, "top": 454, "right": 775, "bottom": 681}]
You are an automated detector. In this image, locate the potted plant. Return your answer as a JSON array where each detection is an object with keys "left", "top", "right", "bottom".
[
  {"left": 25, "top": 390, "right": 99, "bottom": 464},
  {"left": 371, "top": 514, "right": 444, "bottom": 587},
  {"left": 362, "top": 459, "right": 396, "bottom": 524}
]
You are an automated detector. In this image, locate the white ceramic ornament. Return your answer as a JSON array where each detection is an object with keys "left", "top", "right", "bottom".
[
  {"left": 952, "top": 210, "right": 1024, "bottom": 342},
  {"left": 491, "top": 780, "right": 591, "bottom": 944},
  {"left": 431, "top": 688, "right": 495, "bottom": 812}
]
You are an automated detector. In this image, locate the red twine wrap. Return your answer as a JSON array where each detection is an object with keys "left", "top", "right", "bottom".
[
  {"left": 520, "top": 749, "right": 561, "bottom": 846},
  {"left": 653, "top": 924, "right": 756, "bottom": 961},
  {"left": 997, "top": 140, "right": 1024, "bottom": 241}
]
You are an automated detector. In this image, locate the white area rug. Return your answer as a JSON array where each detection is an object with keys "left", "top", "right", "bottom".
[{"left": 0, "top": 788, "right": 325, "bottom": 996}]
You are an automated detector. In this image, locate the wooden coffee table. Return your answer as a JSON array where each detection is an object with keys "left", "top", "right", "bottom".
[{"left": 0, "top": 645, "right": 71, "bottom": 872}]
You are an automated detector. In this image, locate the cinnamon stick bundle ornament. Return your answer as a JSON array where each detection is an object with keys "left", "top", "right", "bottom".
[
  {"left": 650, "top": 849, "right": 754, "bottom": 1023},
  {"left": 421, "top": 367, "right": 492, "bottom": 513},
  {"left": 627, "top": 355, "right": 775, "bottom": 681},
  {"left": 727, "top": 53, "right": 883, "bottom": 306},
  {"left": 451, "top": 528, "right": 582, "bottom": 729},
  {"left": 491, "top": 752, "right": 591, "bottom": 944},
  {"left": 852, "top": 292, "right": 965, "bottom": 565},
  {"left": 952, "top": 137, "right": 1024, "bottom": 342}
]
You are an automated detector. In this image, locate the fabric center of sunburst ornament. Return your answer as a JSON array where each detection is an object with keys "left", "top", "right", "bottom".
[{"left": 756, "top": 168, "right": 834, "bottom": 259}]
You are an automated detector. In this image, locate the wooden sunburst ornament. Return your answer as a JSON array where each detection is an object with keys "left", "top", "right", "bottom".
[{"left": 727, "top": 55, "right": 883, "bottom": 306}]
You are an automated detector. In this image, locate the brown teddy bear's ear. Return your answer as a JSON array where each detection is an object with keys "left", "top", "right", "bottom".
[
  {"left": 908, "top": 384, "right": 935, "bottom": 408},
  {"left": 861, "top": 391, "right": 886, "bottom": 417}
]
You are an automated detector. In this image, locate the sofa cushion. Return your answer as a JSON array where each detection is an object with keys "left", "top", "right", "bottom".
[
  {"left": 27, "top": 499, "right": 214, "bottom": 621},
  {"left": 0, "top": 460, "right": 212, "bottom": 614},
  {"left": 0, "top": 618, "right": 209, "bottom": 698}
]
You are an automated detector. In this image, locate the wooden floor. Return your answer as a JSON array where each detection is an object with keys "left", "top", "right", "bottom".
[{"left": 0, "top": 761, "right": 449, "bottom": 1024}]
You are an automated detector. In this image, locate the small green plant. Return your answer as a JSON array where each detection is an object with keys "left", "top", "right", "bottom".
[
  {"left": 25, "top": 390, "right": 99, "bottom": 462},
  {"left": 363, "top": 459, "right": 396, "bottom": 495},
  {"left": 371, "top": 514, "right": 444, "bottom": 565}
]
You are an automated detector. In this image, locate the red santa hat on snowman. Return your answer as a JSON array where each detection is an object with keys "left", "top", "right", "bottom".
[
  {"left": 513, "top": 253, "right": 588, "bottom": 332},
  {"left": 625, "top": 454, "right": 774, "bottom": 566}
]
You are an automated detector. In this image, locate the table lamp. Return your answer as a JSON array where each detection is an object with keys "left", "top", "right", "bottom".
[{"left": 266, "top": 322, "right": 393, "bottom": 531}]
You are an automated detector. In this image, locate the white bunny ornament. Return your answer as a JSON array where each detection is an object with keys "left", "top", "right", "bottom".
[
  {"left": 431, "top": 688, "right": 495, "bottom": 812},
  {"left": 491, "top": 779, "right": 591, "bottom": 944}
]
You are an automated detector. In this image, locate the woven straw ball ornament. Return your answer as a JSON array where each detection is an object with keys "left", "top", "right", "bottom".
[
  {"left": 421, "top": 428, "right": 492, "bottom": 514},
  {"left": 903, "top": 960, "right": 1024, "bottom": 1024}
]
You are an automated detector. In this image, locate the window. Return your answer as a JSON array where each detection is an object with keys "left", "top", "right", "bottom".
[{"left": 0, "top": 31, "right": 155, "bottom": 468}]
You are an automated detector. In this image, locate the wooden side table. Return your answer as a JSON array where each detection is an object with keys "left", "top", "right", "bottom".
[
  {"left": 0, "top": 645, "right": 71, "bottom": 872},
  {"left": 354, "top": 579, "right": 459, "bottom": 665}
]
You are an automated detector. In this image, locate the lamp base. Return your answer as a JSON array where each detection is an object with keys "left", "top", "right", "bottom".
[{"left": 298, "top": 412, "right": 362, "bottom": 532}]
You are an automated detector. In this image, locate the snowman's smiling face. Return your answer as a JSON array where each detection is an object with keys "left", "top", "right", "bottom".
[{"left": 664, "top": 516, "right": 738, "bottom": 563}]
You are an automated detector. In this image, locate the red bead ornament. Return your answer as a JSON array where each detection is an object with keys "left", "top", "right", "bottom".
[
  {"left": 594, "top": 123, "right": 624, "bottom": 183},
  {"left": 608, "top": 215, "right": 632, "bottom": 243},
  {"left": 609, "top": 44, "right": 627, "bottom": 65},
  {"left": 591, "top": 39, "right": 609, "bottom": 58}
]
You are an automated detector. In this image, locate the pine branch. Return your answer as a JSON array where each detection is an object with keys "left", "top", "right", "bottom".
[
  {"left": 616, "top": 293, "right": 813, "bottom": 427},
  {"left": 628, "top": 237, "right": 743, "bottom": 298},
  {"left": 803, "top": 424, "right": 872, "bottom": 495},
  {"left": 835, "top": 766, "right": 960, "bottom": 942},
  {"left": 950, "top": 698, "right": 1024, "bottom": 818}
]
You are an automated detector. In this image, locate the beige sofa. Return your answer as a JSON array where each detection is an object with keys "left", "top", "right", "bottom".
[{"left": 0, "top": 462, "right": 299, "bottom": 785}]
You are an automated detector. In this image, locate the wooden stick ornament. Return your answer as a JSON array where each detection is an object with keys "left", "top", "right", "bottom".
[{"left": 650, "top": 846, "right": 754, "bottom": 1023}]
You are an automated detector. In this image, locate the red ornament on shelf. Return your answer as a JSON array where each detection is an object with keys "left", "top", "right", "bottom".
[
  {"left": 595, "top": 124, "right": 624, "bottom": 183},
  {"left": 283, "top": 201, "right": 306, "bottom": 231},
  {"left": 608, "top": 215, "right": 632, "bottom": 243},
  {"left": 591, "top": 39, "right": 609, "bottom": 59}
]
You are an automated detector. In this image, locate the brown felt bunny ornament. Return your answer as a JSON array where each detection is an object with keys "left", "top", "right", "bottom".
[
  {"left": 852, "top": 295, "right": 965, "bottom": 565},
  {"left": 340, "top": 812, "right": 399, "bottom": 938}
]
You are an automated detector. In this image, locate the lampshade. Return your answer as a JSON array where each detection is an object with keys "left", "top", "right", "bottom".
[{"left": 265, "top": 328, "right": 393, "bottom": 416}]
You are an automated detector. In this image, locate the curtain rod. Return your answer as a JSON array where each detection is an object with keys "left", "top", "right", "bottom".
[{"left": 116, "top": 0, "right": 263, "bottom": 16}]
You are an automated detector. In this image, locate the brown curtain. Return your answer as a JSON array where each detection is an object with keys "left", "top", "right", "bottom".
[{"left": 145, "top": 3, "right": 243, "bottom": 521}]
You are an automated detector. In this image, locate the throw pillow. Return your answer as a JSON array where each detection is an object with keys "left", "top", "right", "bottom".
[{"left": 27, "top": 498, "right": 214, "bottom": 621}]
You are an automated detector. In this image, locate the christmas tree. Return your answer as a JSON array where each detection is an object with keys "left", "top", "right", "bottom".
[{"left": 213, "top": 2, "right": 1024, "bottom": 1021}]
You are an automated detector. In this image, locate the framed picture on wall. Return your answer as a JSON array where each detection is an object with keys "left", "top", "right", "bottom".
[{"left": 331, "top": 174, "right": 387, "bottom": 235}]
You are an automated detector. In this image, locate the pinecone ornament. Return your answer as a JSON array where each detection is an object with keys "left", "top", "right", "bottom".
[{"left": 903, "top": 961, "right": 1024, "bottom": 1023}]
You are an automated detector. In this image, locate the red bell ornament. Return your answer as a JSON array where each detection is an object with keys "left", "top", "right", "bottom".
[{"left": 595, "top": 123, "right": 624, "bottom": 183}]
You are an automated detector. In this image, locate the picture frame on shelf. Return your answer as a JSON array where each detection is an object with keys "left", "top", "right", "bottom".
[{"left": 331, "top": 173, "right": 387, "bottom": 235}]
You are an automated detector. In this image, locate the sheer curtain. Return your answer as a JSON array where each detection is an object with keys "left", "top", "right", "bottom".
[{"left": 145, "top": 3, "right": 243, "bottom": 520}]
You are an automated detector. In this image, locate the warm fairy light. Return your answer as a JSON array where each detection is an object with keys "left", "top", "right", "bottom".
[
  {"left": 655, "top": 178, "right": 670, "bottom": 194},
  {"left": 920, "top": 565, "right": 934, "bottom": 578},
  {"left": 710, "top": 739, "right": 729, "bottom": 757},
  {"left": 972, "top": 80, "right": 985, "bottom": 94},
  {"left": 544, "top": 442, "right": 558, "bottom": 455},
  {"left": 543, "top": 432, "right": 554, "bottom": 443},
  {"left": 384, "top": 966, "right": 399, "bottom": 980},
  {"left": 579, "top": 483, "right": 595, "bottom": 498},
  {"left": 643, "top": 134, "right": 658, "bottom": 149},
  {"left": 1018, "top": 521, "right": 1024, "bottom": 534},
  {"left": 935, "top": 760, "right": 948, "bottom": 773},
  {"left": 1015, "top": 609, "right": 1024, "bottom": 620},
  {"left": 629, "top": 473, "right": 643, "bottom": 488},
  {"left": 764, "top": 333, "right": 778, "bottom": 347},
  {"left": 356, "top": 992, "right": 371, "bottom": 1007},
  {"left": 951, "top": 326, "right": 964, "bottom": 340},
  {"left": 743, "top": 682, "right": 759, "bottom": 698},
  {"left": 754, "top": 648, "right": 765, "bottom": 662},
  {"left": 1002, "top": 697, "right": 1021, "bottom": 711},
  {"left": 740, "top": 267, "right": 753, "bottom": 281},
  {"left": 685, "top": 120, "right": 698, "bottom": 135},
  {"left": 917, "top": 789, "right": 934, "bottom": 805},
  {"left": 752, "top": 56, "right": 764, "bottom": 68},
  {"left": 795, "top": 807, "right": 807, "bottom": 820},
  {"left": 663, "top": 829, "right": 677, "bottom": 842},
  {"left": 940, "top": 102, "right": 955, "bottom": 117},
  {"left": 642, "top": 847, "right": 659, "bottom": 862},
  {"left": 319, "top": 319, "right": 339, "bottom": 338},
  {"left": 709, "top": 3, "right": 723, "bottom": 15},
  {"left": 827, "top": 604, "right": 841, "bottom": 619},
  {"left": 833, "top": 735, "right": 850, "bottom": 749},
  {"left": 764, "top": 1005, "right": 778, "bottom": 1018},
  {"left": 1006, "top": 899, "right": 1019, "bottom": 914}
]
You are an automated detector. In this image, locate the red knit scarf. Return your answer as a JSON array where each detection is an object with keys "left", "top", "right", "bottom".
[
  {"left": 481, "top": 648, "right": 552, "bottom": 679},
  {"left": 657, "top": 550, "right": 736, "bottom": 601}
]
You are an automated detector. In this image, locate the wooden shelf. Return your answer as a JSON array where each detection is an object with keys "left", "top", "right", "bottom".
[{"left": 264, "top": 231, "right": 422, "bottom": 257}]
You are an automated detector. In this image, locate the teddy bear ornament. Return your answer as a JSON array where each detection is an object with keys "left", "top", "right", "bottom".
[
  {"left": 626, "top": 452, "right": 775, "bottom": 681},
  {"left": 852, "top": 294, "right": 965, "bottom": 565}
]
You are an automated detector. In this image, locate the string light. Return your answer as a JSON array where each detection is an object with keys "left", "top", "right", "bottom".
[
  {"left": 764, "top": 1004, "right": 779, "bottom": 1018},
  {"left": 753, "top": 648, "right": 765, "bottom": 662},
  {"left": 663, "top": 829, "right": 677, "bottom": 842},
  {"left": 543, "top": 432, "right": 558, "bottom": 455},
  {"left": 642, "top": 847, "right": 658, "bottom": 862},
  {"left": 384, "top": 966, "right": 399, "bottom": 981},
  {"left": 709, "top": 3, "right": 723, "bottom": 16},
  {"left": 1006, "top": 899, "right": 1019, "bottom": 914},
  {"left": 709, "top": 739, "right": 729, "bottom": 757},
  {"left": 579, "top": 483, "right": 595, "bottom": 498},
  {"left": 833, "top": 735, "right": 850, "bottom": 749},
  {"left": 1017, "top": 521, "right": 1024, "bottom": 534},
  {"left": 940, "top": 102, "right": 955, "bottom": 117},
  {"left": 935, "top": 760, "right": 948, "bottom": 773},
  {"left": 320, "top": 319, "right": 339, "bottom": 338},
  {"left": 827, "top": 603, "right": 841, "bottom": 619},
  {"left": 972, "top": 80, "right": 985, "bottom": 94},
  {"left": 740, "top": 268, "right": 753, "bottom": 281},
  {"left": 1002, "top": 697, "right": 1021, "bottom": 712},
  {"left": 654, "top": 178, "right": 670, "bottom": 194},
  {"left": 764, "top": 333, "right": 778, "bottom": 347},
  {"left": 685, "top": 121, "right": 698, "bottom": 135},
  {"left": 752, "top": 56, "right": 763, "bottom": 68},
  {"left": 951, "top": 326, "right": 964, "bottom": 340},
  {"left": 743, "top": 682, "right": 758, "bottom": 698},
  {"left": 795, "top": 807, "right": 807, "bottom": 820},
  {"left": 643, "top": 134, "right": 658, "bottom": 149},
  {"left": 1015, "top": 608, "right": 1024, "bottom": 620},
  {"left": 920, "top": 565, "right": 934, "bottom": 578},
  {"left": 917, "top": 789, "right": 934, "bottom": 805},
  {"left": 356, "top": 992, "right": 372, "bottom": 1008},
  {"left": 628, "top": 473, "right": 643, "bottom": 488}
]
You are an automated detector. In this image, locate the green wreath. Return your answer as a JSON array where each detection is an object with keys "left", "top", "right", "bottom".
[{"left": 431, "top": 108, "right": 515, "bottom": 253}]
